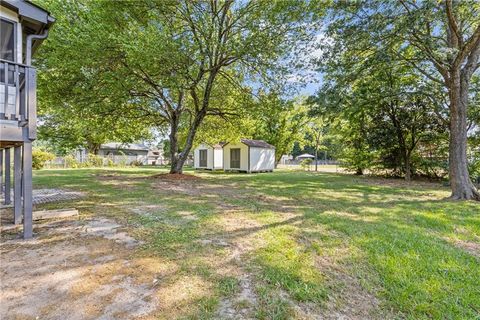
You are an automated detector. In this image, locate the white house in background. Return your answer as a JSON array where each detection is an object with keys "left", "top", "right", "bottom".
[
  {"left": 76, "top": 143, "right": 151, "bottom": 165},
  {"left": 279, "top": 154, "right": 294, "bottom": 165},
  {"left": 193, "top": 142, "right": 225, "bottom": 170},
  {"left": 98, "top": 143, "right": 149, "bottom": 164},
  {"left": 146, "top": 148, "right": 165, "bottom": 166},
  {"left": 223, "top": 139, "right": 275, "bottom": 173}
]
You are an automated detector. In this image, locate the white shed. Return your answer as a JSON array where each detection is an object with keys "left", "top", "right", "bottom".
[
  {"left": 223, "top": 139, "right": 275, "bottom": 173},
  {"left": 193, "top": 143, "right": 224, "bottom": 170}
]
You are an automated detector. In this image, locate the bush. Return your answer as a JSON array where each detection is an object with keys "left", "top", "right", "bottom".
[
  {"left": 32, "top": 149, "right": 55, "bottom": 170},
  {"left": 469, "top": 159, "right": 480, "bottom": 185},
  {"left": 86, "top": 154, "right": 104, "bottom": 167},
  {"left": 130, "top": 160, "right": 143, "bottom": 167},
  {"left": 64, "top": 155, "right": 80, "bottom": 168},
  {"left": 300, "top": 158, "right": 313, "bottom": 171},
  {"left": 106, "top": 158, "right": 115, "bottom": 167}
]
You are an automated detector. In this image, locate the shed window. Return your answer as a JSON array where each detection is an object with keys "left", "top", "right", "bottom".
[
  {"left": 199, "top": 149, "right": 207, "bottom": 167},
  {"left": 230, "top": 149, "right": 240, "bottom": 169},
  {"left": 1, "top": 19, "right": 15, "bottom": 62}
]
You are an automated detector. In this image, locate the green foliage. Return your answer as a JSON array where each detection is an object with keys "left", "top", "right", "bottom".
[
  {"left": 105, "top": 158, "right": 115, "bottom": 167},
  {"left": 85, "top": 154, "right": 104, "bottom": 168},
  {"left": 469, "top": 146, "right": 480, "bottom": 183},
  {"left": 252, "top": 93, "right": 308, "bottom": 164},
  {"left": 64, "top": 155, "right": 80, "bottom": 168},
  {"left": 300, "top": 158, "right": 313, "bottom": 170},
  {"left": 32, "top": 149, "right": 55, "bottom": 170},
  {"left": 36, "top": 0, "right": 323, "bottom": 172},
  {"left": 312, "top": 14, "right": 450, "bottom": 179},
  {"left": 130, "top": 160, "right": 144, "bottom": 167},
  {"left": 317, "top": 1, "right": 480, "bottom": 195},
  {"left": 36, "top": 0, "right": 152, "bottom": 154}
]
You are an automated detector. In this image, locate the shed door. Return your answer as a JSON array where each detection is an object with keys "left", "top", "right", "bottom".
[
  {"left": 199, "top": 149, "right": 207, "bottom": 167},
  {"left": 230, "top": 148, "right": 240, "bottom": 169}
]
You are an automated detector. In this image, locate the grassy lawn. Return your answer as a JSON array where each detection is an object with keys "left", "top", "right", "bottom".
[{"left": 31, "top": 167, "right": 480, "bottom": 319}]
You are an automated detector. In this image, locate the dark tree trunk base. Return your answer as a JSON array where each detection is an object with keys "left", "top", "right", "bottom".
[{"left": 448, "top": 188, "right": 480, "bottom": 201}]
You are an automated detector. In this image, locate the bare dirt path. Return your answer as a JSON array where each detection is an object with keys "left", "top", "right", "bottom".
[{"left": 0, "top": 216, "right": 161, "bottom": 320}]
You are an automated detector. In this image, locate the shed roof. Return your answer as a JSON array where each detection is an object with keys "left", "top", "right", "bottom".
[{"left": 240, "top": 139, "right": 275, "bottom": 149}]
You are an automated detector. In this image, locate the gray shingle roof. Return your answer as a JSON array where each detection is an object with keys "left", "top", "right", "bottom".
[
  {"left": 241, "top": 139, "right": 275, "bottom": 149},
  {"left": 100, "top": 143, "right": 149, "bottom": 151}
]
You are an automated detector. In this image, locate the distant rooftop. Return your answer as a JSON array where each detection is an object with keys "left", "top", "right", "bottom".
[{"left": 100, "top": 143, "right": 149, "bottom": 151}]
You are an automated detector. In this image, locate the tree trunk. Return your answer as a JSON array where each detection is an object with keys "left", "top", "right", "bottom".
[
  {"left": 86, "top": 142, "right": 101, "bottom": 155},
  {"left": 404, "top": 154, "right": 411, "bottom": 182},
  {"left": 315, "top": 147, "right": 318, "bottom": 172},
  {"left": 169, "top": 114, "right": 182, "bottom": 174},
  {"left": 355, "top": 168, "right": 363, "bottom": 175},
  {"left": 169, "top": 110, "right": 206, "bottom": 174},
  {"left": 447, "top": 73, "right": 480, "bottom": 200}
]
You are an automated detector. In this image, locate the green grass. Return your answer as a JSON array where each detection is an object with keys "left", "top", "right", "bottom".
[{"left": 32, "top": 167, "right": 480, "bottom": 319}]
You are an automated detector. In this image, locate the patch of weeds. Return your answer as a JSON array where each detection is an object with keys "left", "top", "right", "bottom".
[
  {"left": 254, "top": 223, "right": 327, "bottom": 303},
  {"left": 184, "top": 296, "right": 218, "bottom": 320},
  {"left": 255, "top": 286, "right": 294, "bottom": 320},
  {"left": 218, "top": 276, "right": 240, "bottom": 296}
]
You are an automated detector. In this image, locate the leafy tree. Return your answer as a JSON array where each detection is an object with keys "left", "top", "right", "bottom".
[
  {"left": 251, "top": 93, "right": 308, "bottom": 166},
  {"left": 37, "top": 0, "right": 322, "bottom": 174},
  {"left": 305, "top": 118, "right": 326, "bottom": 172},
  {"left": 322, "top": 0, "right": 480, "bottom": 198},
  {"left": 36, "top": 0, "right": 152, "bottom": 154}
]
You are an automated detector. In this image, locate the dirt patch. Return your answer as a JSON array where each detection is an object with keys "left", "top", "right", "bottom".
[
  {"left": 0, "top": 217, "right": 162, "bottom": 320},
  {"left": 210, "top": 213, "right": 265, "bottom": 319},
  {"left": 216, "top": 274, "right": 257, "bottom": 319},
  {"left": 95, "top": 173, "right": 146, "bottom": 181},
  {"left": 358, "top": 176, "right": 444, "bottom": 189},
  {"left": 451, "top": 239, "right": 480, "bottom": 258},
  {"left": 151, "top": 173, "right": 202, "bottom": 181}
]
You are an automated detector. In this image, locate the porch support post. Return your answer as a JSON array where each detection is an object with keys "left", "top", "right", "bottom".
[
  {"left": 23, "top": 142, "right": 33, "bottom": 239},
  {"left": 4, "top": 148, "right": 11, "bottom": 205},
  {"left": 14, "top": 146, "right": 22, "bottom": 224}
]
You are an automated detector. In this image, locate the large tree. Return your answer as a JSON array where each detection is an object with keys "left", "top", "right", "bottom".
[
  {"left": 36, "top": 0, "right": 152, "bottom": 154},
  {"left": 323, "top": 1, "right": 480, "bottom": 199},
  {"left": 251, "top": 93, "right": 308, "bottom": 165},
  {"left": 39, "top": 0, "right": 322, "bottom": 174}
]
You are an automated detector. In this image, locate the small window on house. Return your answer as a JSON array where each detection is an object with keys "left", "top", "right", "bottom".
[
  {"left": 230, "top": 149, "right": 240, "bottom": 169},
  {"left": 199, "top": 149, "right": 207, "bottom": 167},
  {"left": 1, "top": 19, "right": 15, "bottom": 62}
]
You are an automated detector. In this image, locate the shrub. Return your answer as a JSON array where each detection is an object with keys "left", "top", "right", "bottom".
[
  {"left": 300, "top": 158, "right": 313, "bottom": 171},
  {"left": 117, "top": 155, "right": 128, "bottom": 167},
  {"left": 130, "top": 160, "right": 143, "bottom": 167},
  {"left": 86, "top": 154, "right": 104, "bottom": 167},
  {"left": 64, "top": 155, "right": 80, "bottom": 168},
  {"left": 469, "top": 159, "right": 480, "bottom": 185},
  {"left": 106, "top": 158, "right": 115, "bottom": 167},
  {"left": 32, "top": 149, "right": 55, "bottom": 170}
]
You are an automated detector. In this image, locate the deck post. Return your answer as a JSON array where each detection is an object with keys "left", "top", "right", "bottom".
[
  {"left": 14, "top": 146, "right": 22, "bottom": 224},
  {"left": 4, "top": 148, "right": 11, "bottom": 205},
  {"left": 23, "top": 142, "right": 33, "bottom": 239}
]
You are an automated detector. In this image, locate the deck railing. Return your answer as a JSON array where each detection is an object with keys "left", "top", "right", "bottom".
[{"left": 0, "top": 59, "right": 37, "bottom": 140}]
